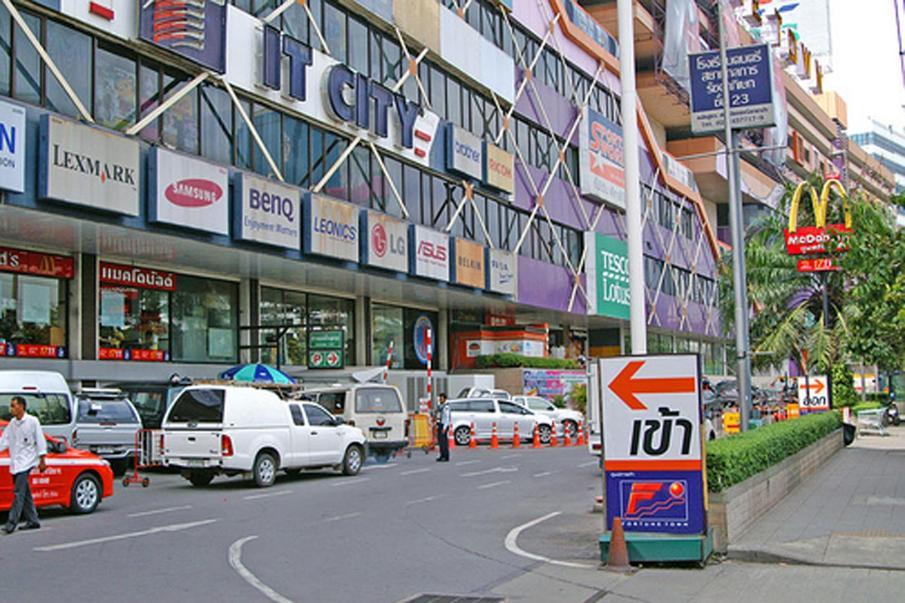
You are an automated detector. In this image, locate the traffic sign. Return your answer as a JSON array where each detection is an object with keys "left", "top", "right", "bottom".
[
  {"left": 688, "top": 44, "right": 776, "bottom": 133},
  {"left": 798, "top": 375, "right": 829, "bottom": 412},
  {"left": 307, "top": 329, "right": 345, "bottom": 369},
  {"left": 600, "top": 354, "right": 705, "bottom": 535}
]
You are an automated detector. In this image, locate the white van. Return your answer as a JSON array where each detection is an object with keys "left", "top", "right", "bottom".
[
  {"left": 0, "top": 371, "right": 76, "bottom": 441},
  {"left": 162, "top": 385, "right": 367, "bottom": 487},
  {"left": 297, "top": 384, "right": 407, "bottom": 462}
]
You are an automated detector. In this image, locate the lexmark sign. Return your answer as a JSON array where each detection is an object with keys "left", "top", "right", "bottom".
[{"left": 39, "top": 115, "right": 140, "bottom": 216}]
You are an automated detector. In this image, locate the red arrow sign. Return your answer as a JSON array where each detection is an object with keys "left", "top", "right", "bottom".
[
  {"left": 800, "top": 379, "right": 825, "bottom": 394},
  {"left": 608, "top": 360, "right": 697, "bottom": 410}
]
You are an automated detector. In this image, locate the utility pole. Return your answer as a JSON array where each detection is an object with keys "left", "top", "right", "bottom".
[
  {"left": 717, "top": 3, "right": 753, "bottom": 430},
  {"left": 618, "top": 0, "right": 647, "bottom": 355}
]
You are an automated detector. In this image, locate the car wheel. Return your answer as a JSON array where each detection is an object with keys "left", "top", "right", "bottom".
[
  {"left": 253, "top": 452, "right": 278, "bottom": 487},
  {"left": 342, "top": 445, "right": 364, "bottom": 476},
  {"left": 70, "top": 473, "right": 101, "bottom": 514},
  {"left": 454, "top": 426, "right": 471, "bottom": 446},
  {"left": 188, "top": 471, "right": 215, "bottom": 487},
  {"left": 538, "top": 424, "right": 552, "bottom": 444},
  {"left": 563, "top": 420, "right": 578, "bottom": 439}
]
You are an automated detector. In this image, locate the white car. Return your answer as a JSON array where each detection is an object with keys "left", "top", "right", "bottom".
[
  {"left": 511, "top": 395, "right": 585, "bottom": 438},
  {"left": 444, "top": 398, "right": 554, "bottom": 445},
  {"left": 162, "top": 385, "right": 367, "bottom": 487},
  {"left": 456, "top": 387, "right": 511, "bottom": 400}
]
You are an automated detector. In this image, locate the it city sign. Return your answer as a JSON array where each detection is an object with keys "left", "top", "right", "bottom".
[
  {"left": 688, "top": 44, "right": 776, "bottom": 133},
  {"left": 600, "top": 355, "right": 705, "bottom": 535},
  {"left": 149, "top": 147, "right": 230, "bottom": 236},
  {"left": 0, "top": 99, "right": 25, "bottom": 193},
  {"left": 579, "top": 107, "right": 625, "bottom": 210},
  {"left": 235, "top": 173, "right": 301, "bottom": 250},
  {"left": 303, "top": 193, "right": 360, "bottom": 262},
  {"left": 361, "top": 210, "right": 408, "bottom": 273}
]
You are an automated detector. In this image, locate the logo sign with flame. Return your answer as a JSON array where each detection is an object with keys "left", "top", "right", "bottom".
[{"left": 139, "top": 0, "right": 227, "bottom": 74}]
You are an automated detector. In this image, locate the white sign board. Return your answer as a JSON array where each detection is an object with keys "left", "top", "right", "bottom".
[
  {"left": 149, "top": 148, "right": 230, "bottom": 235},
  {"left": 487, "top": 248, "right": 517, "bottom": 296},
  {"left": 798, "top": 375, "right": 829, "bottom": 412},
  {"left": 0, "top": 100, "right": 25, "bottom": 193},
  {"left": 601, "top": 355, "right": 702, "bottom": 466},
  {"left": 304, "top": 194, "right": 360, "bottom": 262},
  {"left": 235, "top": 173, "right": 301, "bottom": 249},
  {"left": 40, "top": 115, "right": 140, "bottom": 215},
  {"left": 410, "top": 225, "right": 449, "bottom": 282},
  {"left": 362, "top": 210, "right": 408, "bottom": 273},
  {"left": 446, "top": 124, "right": 483, "bottom": 180}
]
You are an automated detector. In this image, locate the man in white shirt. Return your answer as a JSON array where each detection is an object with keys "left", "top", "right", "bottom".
[
  {"left": 1, "top": 396, "right": 47, "bottom": 534},
  {"left": 436, "top": 393, "right": 450, "bottom": 462}
]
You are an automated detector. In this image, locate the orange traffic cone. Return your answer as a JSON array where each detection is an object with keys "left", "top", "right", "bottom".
[
  {"left": 577, "top": 420, "right": 585, "bottom": 446},
  {"left": 606, "top": 517, "right": 631, "bottom": 572},
  {"left": 512, "top": 422, "right": 521, "bottom": 448},
  {"left": 563, "top": 422, "right": 573, "bottom": 447},
  {"left": 469, "top": 422, "right": 477, "bottom": 449},
  {"left": 549, "top": 420, "right": 558, "bottom": 447},
  {"left": 532, "top": 422, "right": 541, "bottom": 448},
  {"left": 490, "top": 422, "right": 499, "bottom": 449},
  {"left": 448, "top": 422, "right": 456, "bottom": 450}
]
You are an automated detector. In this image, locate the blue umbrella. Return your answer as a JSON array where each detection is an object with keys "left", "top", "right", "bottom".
[{"left": 219, "top": 363, "right": 297, "bottom": 384}]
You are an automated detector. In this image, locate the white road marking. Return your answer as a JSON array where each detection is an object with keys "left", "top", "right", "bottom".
[
  {"left": 500, "top": 453, "right": 522, "bottom": 459},
  {"left": 400, "top": 468, "right": 431, "bottom": 476},
  {"left": 455, "top": 460, "right": 481, "bottom": 466},
  {"left": 127, "top": 505, "right": 192, "bottom": 518},
  {"left": 578, "top": 461, "right": 599, "bottom": 468},
  {"left": 243, "top": 490, "right": 293, "bottom": 501},
  {"left": 324, "top": 512, "right": 362, "bottom": 522},
  {"left": 504, "top": 512, "right": 594, "bottom": 569},
  {"left": 533, "top": 471, "right": 553, "bottom": 478},
  {"left": 330, "top": 477, "right": 371, "bottom": 487},
  {"left": 366, "top": 463, "right": 398, "bottom": 470},
  {"left": 34, "top": 519, "right": 219, "bottom": 552},
  {"left": 461, "top": 466, "right": 518, "bottom": 477},
  {"left": 405, "top": 496, "right": 439, "bottom": 506},
  {"left": 229, "top": 536, "right": 294, "bottom": 603},
  {"left": 477, "top": 480, "right": 511, "bottom": 490}
]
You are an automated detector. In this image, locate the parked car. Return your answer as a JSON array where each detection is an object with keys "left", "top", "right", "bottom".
[
  {"left": 0, "top": 371, "right": 76, "bottom": 442},
  {"left": 295, "top": 384, "right": 407, "bottom": 462},
  {"left": 510, "top": 395, "right": 584, "bottom": 438},
  {"left": 456, "top": 387, "right": 511, "bottom": 400},
  {"left": 0, "top": 422, "right": 114, "bottom": 515},
  {"left": 162, "top": 386, "right": 367, "bottom": 488},
  {"left": 443, "top": 398, "right": 553, "bottom": 446},
  {"left": 107, "top": 377, "right": 191, "bottom": 429},
  {"left": 73, "top": 388, "right": 142, "bottom": 475}
]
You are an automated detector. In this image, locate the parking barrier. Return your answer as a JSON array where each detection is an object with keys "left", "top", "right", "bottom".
[
  {"left": 563, "top": 422, "right": 573, "bottom": 447},
  {"left": 490, "top": 423, "right": 499, "bottom": 449},
  {"left": 469, "top": 422, "right": 478, "bottom": 448},
  {"left": 532, "top": 422, "right": 541, "bottom": 448},
  {"left": 549, "top": 419, "right": 558, "bottom": 447},
  {"left": 448, "top": 420, "right": 456, "bottom": 450},
  {"left": 577, "top": 420, "right": 585, "bottom": 446},
  {"left": 512, "top": 422, "right": 521, "bottom": 448}
]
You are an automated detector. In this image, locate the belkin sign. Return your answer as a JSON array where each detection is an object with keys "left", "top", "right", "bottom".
[
  {"left": 304, "top": 194, "right": 359, "bottom": 262},
  {"left": 235, "top": 173, "right": 301, "bottom": 250}
]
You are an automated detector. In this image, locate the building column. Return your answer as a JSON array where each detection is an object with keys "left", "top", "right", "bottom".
[
  {"left": 438, "top": 308, "right": 449, "bottom": 371},
  {"left": 356, "top": 296, "right": 368, "bottom": 366},
  {"left": 79, "top": 253, "right": 97, "bottom": 361}
]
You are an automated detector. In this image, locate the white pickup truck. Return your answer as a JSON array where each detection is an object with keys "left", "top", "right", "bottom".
[{"left": 162, "top": 386, "right": 367, "bottom": 487}]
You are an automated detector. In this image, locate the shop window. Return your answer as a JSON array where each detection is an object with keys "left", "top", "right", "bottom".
[
  {"left": 348, "top": 16, "right": 368, "bottom": 75},
  {"left": 349, "top": 144, "right": 373, "bottom": 208},
  {"left": 323, "top": 1, "right": 346, "bottom": 64},
  {"left": 45, "top": 21, "right": 91, "bottom": 119},
  {"left": 138, "top": 63, "right": 160, "bottom": 142},
  {"left": 0, "top": 8, "right": 10, "bottom": 96},
  {"left": 308, "top": 294, "right": 354, "bottom": 364},
  {"left": 171, "top": 276, "right": 238, "bottom": 363},
  {"left": 13, "top": 10, "right": 41, "bottom": 106},
  {"left": 99, "top": 286, "right": 169, "bottom": 361},
  {"left": 260, "top": 287, "right": 307, "bottom": 367},
  {"left": 0, "top": 273, "right": 66, "bottom": 356},
  {"left": 95, "top": 46, "right": 136, "bottom": 131},
  {"left": 283, "top": 115, "right": 309, "bottom": 186},
  {"left": 200, "top": 84, "right": 233, "bottom": 166},
  {"left": 281, "top": 2, "right": 309, "bottom": 44},
  {"left": 253, "top": 103, "right": 282, "bottom": 176},
  {"left": 161, "top": 72, "right": 199, "bottom": 154},
  {"left": 371, "top": 304, "right": 403, "bottom": 369},
  {"left": 371, "top": 304, "right": 439, "bottom": 369},
  {"left": 235, "top": 98, "right": 253, "bottom": 170}
]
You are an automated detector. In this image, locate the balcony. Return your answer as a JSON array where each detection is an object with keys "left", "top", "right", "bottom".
[{"left": 581, "top": 0, "right": 661, "bottom": 64}]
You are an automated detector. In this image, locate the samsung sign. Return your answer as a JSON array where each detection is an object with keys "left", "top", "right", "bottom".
[
  {"left": 446, "top": 124, "right": 483, "bottom": 180},
  {"left": 235, "top": 173, "right": 301, "bottom": 250},
  {"left": 149, "top": 147, "right": 230, "bottom": 236},
  {"left": 304, "top": 193, "right": 359, "bottom": 262},
  {"left": 0, "top": 100, "right": 25, "bottom": 193},
  {"left": 361, "top": 210, "right": 407, "bottom": 273}
]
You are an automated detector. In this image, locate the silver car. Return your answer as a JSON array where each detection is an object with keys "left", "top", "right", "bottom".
[
  {"left": 511, "top": 395, "right": 585, "bottom": 438},
  {"left": 444, "top": 398, "right": 553, "bottom": 445},
  {"left": 73, "top": 389, "right": 142, "bottom": 475}
]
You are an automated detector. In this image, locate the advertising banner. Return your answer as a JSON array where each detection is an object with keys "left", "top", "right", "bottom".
[
  {"left": 487, "top": 248, "right": 517, "bottom": 296},
  {"left": 139, "top": 0, "right": 227, "bottom": 73},
  {"left": 446, "top": 124, "right": 484, "bottom": 180},
  {"left": 579, "top": 107, "right": 625, "bottom": 210},
  {"left": 600, "top": 354, "right": 705, "bottom": 534},
  {"left": 451, "top": 238, "right": 485, "bottom": 289},
  {"left": 0, "top": 247, "right": 74, "bottom": 279},
  {"left": 410, "top": 225, "right": 449, "bottom": 282},
  {"left": 149, "top": 148, "right": 230, "bottom": 236},
  {"left": 484, "top": 142, "right": 514, "bottom": 194},
  {"left": 235, "top": 173, "right": 301, "bottom": 250},
  {"left": 467, "top": 339, "right": 545, "bottom": 359},
  {"left": 304, "top": 194, "right": 360, "bottom": 262},
  {"left": 523, "top": 369, "right": 587, "bottom": 398},
  {"left": 798, "top": 375, "right": 829, "bottom": 412},
  {"left": 39, "top": 115, "right": 140, "bottom": 216},
  {"left": 689, "top": 44, "right": 776, "bottom": 133},
  {"left": 586, "top": 234, "right": 630, "bottom": 320},
  {"left": 0, "top": 343, "right": 66, "bottom": 359},
  {"left": 784, "top": 224, "right": 850, "bottom": 255},
  {"left": 361, "top": 210, "right": 408, "bottom": 273},
  {"left": 0, "top": 100, "right": 25, "bottom": 193}
]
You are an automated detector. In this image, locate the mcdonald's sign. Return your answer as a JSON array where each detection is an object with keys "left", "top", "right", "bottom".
[
  {"left": 0, "top": 246, "right": 74, "bottom": 278},
  {"left": 784, "top": 180, "right": 852, "bottom": 257}
]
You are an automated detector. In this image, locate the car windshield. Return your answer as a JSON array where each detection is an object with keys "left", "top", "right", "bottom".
[
  {"left": 356, "top": 389, "right": 402, "bottom": 413},
  {"left": 77, "top": 399, "right": 139, "bottom": 424},
  {"left": 0, "top": 393, "right": 71, "bottom": 425},
  {"left": 167, "top": 389, "right": 225, "bottom": 423}
]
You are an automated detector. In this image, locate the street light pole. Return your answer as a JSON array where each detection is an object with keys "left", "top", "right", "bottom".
[
  {"left": 617, "top": 0, "right": 647, "bottom": 355},
  {"left": 717, "top": 3, "right": 753, "bottom": 430}
]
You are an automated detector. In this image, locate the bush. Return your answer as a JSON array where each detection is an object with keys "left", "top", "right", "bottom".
[
  {"left": 570, "top": 383, "right": 588, "bottom": 415},
  {"left": 551, "top": 394, "right": 566, "bottom": 409},
  {"left": 850, "top": 401, "right": 883, "bottom": 414},
  {"left": 706, "top": 412, "right": 842, "bottom": 492},
  {"left": 831, "top": 364, "right": 858, "bottom": 408},
  {"left": 474, "top": 353, "right": 580, "bottom": 369}
]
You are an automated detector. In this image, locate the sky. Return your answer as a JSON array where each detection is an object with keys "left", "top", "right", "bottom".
[{"left": 823, "top": 0, "right": 905, "bottom": 132}]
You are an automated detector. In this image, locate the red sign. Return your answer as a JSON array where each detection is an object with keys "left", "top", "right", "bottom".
[
  {"left": 165, "top": 178, "right": 224, "bottom": 208},
  {"left": 0, "top": 343, "right": 66, "bottom": 358},
  {"left": 797, "top": 258, "right": 839, "bottom": 273},
  {"left": 0, "top": 247, "right": 74, "bottom": 279},
  {"left": 99, "top": 347, "right": 168, "bottom": 362},
  {"left": 371, "top": 223, "right": 387, "bottom": 258},
  {"left": 608, "top": 360, "right": 697, "bottom": 411},
  {"left": 784, "top": 224, "right": 850, "bottom": 255},
  {"left": 99, "top": 262, "right": 176, "bottom": 291}
]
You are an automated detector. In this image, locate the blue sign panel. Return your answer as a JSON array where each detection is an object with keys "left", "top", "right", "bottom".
[
  {"left": 606, "top": 471, "right": 706, "bottom": 534},
  {"left": 688, "top": 44, "right": 775, "bottom": 133},
  {"left": 139, "top": 0, "right": 227, "bottom": 74}
]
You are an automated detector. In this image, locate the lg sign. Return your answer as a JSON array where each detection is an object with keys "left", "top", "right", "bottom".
[{"left": 363, "top": 211, "right": 407, "bottom": 272}]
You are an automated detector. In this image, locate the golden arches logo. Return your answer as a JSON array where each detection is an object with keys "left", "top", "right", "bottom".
[{"left": 787, "top": 180, "right": 852, "bottom": 233}]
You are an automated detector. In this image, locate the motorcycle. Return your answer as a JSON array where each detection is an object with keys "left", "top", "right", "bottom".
[{"left": 885, "top": 399, "right": 900, "bottom": 427}]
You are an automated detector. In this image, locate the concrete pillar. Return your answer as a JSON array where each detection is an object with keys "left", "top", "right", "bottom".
[
  {"left": 79, "top": 253, "right": 97, "bottom": 361},
  {"left": 438, "top": 308, "right": 449, "bottom": 371},
  {"left": 356, "top": 296, "right": 368, "bottom": 366}
]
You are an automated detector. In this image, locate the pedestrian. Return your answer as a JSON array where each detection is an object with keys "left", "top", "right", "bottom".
[
  {"left": 436, "top": 392, "right": 450, "bottom": 462},
  {"left": 1, "top": 395, "right": 47, "bottom": 534}
]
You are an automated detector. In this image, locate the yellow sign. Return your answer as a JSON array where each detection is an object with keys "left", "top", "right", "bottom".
[
  {"left": 453, "top": 238, "right": 486, "bottom": 289},
  {"left": 787, "top": 404, "right": 800, "bottom": 419},
  {"left": 723, "top": 411, "right": 740, "bottom": 435},
  {"left": 787, "top": 180, "right": 851, "bottom": 233}
]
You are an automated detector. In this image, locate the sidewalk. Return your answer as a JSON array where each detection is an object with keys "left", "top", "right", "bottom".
[{"left": 728, "top": 424, "right": 905, "bottom": 570}]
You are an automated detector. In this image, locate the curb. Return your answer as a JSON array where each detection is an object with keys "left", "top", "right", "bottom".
[{"left": 728, "top": 546, "right": 905, "bottom": 572}]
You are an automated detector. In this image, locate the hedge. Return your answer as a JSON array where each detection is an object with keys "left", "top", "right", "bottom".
[
  {"left": 706, "top": 411, "right": 842, "bottom": 493},
  {"left": 850, "top": 401, "right": 883, "bottom": 414},
  {"left": 474, "top": 353, "right": 580, "bottom": 369}
]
